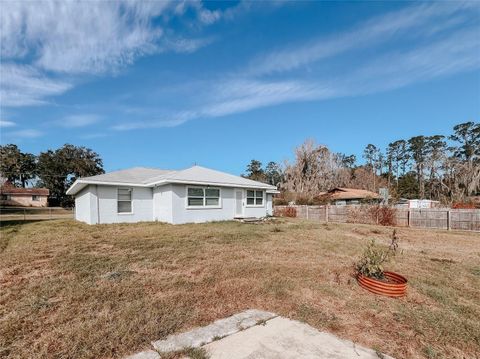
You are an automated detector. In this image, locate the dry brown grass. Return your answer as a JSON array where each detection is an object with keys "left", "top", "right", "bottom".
[{"left": 0, "top": 219, "right": 479, "bottom": 359}]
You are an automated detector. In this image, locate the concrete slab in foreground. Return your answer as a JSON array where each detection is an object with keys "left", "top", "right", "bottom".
[
  {"left": 152, "top": 309, "right": 276, "bottom": 352},
  {"left": 125, "top": 309, "right": 393, "bottom": 359},
  {"left": 125, "top": 350, "right": 160, "bottom": 359},
  {"left": 203, "top": 316, "right": 393, "bottom": 359}
]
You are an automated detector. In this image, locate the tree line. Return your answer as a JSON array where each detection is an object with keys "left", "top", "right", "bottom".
[
  {"left": 243, "top": 121, "right": 479, "bottom": 204},
  {"left": 0, "top": 144, "right": 104, "bottom": 206},
  {"left": 1, "top": 121, "right": 477, "bottom": 207}
]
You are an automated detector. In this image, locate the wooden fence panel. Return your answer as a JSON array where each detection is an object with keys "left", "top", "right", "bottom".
[
  {"left": 395, "top": 209, "right": 409, "bottom": 227},
  {"left": 273, "top": 205, "right": 479, "bottom": 232},
  {"left": 410, "top": 209, "right": 448, "bottom": 229},
  {"left": 450, "top": 209, "right": 480, "bottom": 231},
  {"left": 306, "top": 206, "right": 327, "bottom": 221},
  {"left": 295, "top": 206, "right": 308, "bottom": 219},
  {"left": 327, "top": 206, "right": 349, "bottom": 223}
]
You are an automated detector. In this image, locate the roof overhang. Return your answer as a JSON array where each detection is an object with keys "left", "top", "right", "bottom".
[
  {"left": 266, "top": 189, "right": 280, "bottom": 194},
  {"left": 66, "top": 179, "right": 277, "bottom": 196},
  {"left": 149, "top": 178, "right": 276, "bottom": 190},
  {"left": 66, "top": 180, "right": 152, "bottom": 195}
]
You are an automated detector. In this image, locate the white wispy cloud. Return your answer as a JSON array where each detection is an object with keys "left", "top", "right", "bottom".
[
  {"left": 199, "top": 79, "right": 328, "bottom": 118},
  {"left": 112, "top": 2, "right": 479, "bottom": 131},
  {"left": 113, "top": 79, "right": 334, "bottom": 130},
  {"left": 0, "top": 119, "right": 16, "bottom": 128},
  {"left": 343, "top": 28, "right": 480, "bottom": 95},
  {"left": 0, "top": 64, "right": 73, "bottom": 107},
  {"left": 247, "top": 1, "right": 479, "bottom": 76},
  {"left": 184, "top": 0, "right": 280, "bottom": 25},
  {"left": 161, "top": 36, "right": 215, "bottom": 54},
  {"left": 1, "top": 1, "right": 171, "bottom": 74},
  {"left": 3, "top": 0, "right": 478, "bottom": 134},
  {"left": 112, "top": 115, "right": 191, "bottom": 131},
  {"left": 4, "top": 129, "right": 43, "bottom": 139},
  {"left": 57, "top": 114, "right": 102, "bottom": 128},
  {"left": 0, "top": 0, "right": 217, "bottom": 108}
]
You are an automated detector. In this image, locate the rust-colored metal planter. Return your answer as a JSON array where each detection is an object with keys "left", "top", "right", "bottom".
[{"left": 357, "top": 271, "right": 407, "bottom": 298}]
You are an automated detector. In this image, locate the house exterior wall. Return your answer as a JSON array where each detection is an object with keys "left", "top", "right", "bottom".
[
  {"left": 266, "top": 194, "right": 273, "bottom": 216},
  {"left": 96, "top": 185, "right": 153, "bottom": 224},
  {"left": 243, "top": 204, "right": 268, "bottom": 218},
  {"left": 74, "top": 185, "right": 153, "bottom": 224},
  {"left": 153, "top": 184, "right": 173, "bottom": 223},
  {"left": 0, "top": 195, "right": 48, "bottom": 207},
  {"left": 75, "top": 187, "right": 94, "bottom": 224},
  {"left": 167, "top": 185, "right": 271, "bottom": 224},
  {"left": 74, "top": 184, "right": 272, "bottom": 225},
  {"left": 169, "top": 184, "right": 236, "bottom": 224}
]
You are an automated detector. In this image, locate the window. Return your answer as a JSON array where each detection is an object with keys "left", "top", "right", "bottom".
[
  {"left": 205, "top": 188, "right": 220, "bottom": 206},
  {"left": 1, "top": 194, "right": 10, "bottom": 201},
  {"left": 32, "top": 195, "right": 40, "bottom": 201},
  {"left": 246, "top": 190, "right": 263, "bottom": 206},
  {"left": 117, "top": 188, "right": 132, "bottom": 213},
  {"left": 187, "top": 187, "right": 220, "bottom": 208}
]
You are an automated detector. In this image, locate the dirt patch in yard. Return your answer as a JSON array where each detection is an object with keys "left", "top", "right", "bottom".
[{"left": 0, "top": 219, "right": 479, "bottom": 359}]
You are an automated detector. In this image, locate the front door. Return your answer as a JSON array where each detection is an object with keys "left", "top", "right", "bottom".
[{"left": 235, "top": 190, "right": 243, "bottom": 217}]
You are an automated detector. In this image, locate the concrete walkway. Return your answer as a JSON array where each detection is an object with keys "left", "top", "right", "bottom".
[
  {"left": 126, "top": 309, "right": 393, "bottom": 359},
  {"left": 204, "top": 316, "right": 392, "bottom": 359}
]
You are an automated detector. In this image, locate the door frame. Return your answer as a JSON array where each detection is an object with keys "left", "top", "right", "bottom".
[{"left": 234, "top": 189, "right": 244, "bottom": 217}]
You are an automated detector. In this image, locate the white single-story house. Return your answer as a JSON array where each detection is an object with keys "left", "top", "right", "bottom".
[{"left": 66, "top": 165, "right": 278, "bottom": 225}]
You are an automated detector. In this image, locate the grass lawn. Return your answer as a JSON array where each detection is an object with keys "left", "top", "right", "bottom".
[{"left": 1, "top": 219, "right": 479, "bottom": 359}]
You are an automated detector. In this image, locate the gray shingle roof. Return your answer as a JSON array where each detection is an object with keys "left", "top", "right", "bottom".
[
  {"left": 67, "top": 165, "right": 277, "bottom": 195},
  {"left": 82, "top": 167, "right": 175, "bottom": 184}
]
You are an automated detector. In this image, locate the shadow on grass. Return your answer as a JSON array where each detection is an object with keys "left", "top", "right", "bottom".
[{"left": 0, "top": 219, "right": 49, "bottom": 226}]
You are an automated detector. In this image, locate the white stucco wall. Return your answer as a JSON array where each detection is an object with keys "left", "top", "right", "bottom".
[
  {"left": 74, "top": 185, "right": 153, "bottom": 224},
  {"left": 96, "top": 185, "right": 153, "bottom": 224},
  {"left": 75, "top": 184, "right": 271, "bottom": 225},
  {"left": 266, "top": 193, "right": 273, "bottom": 216},
  {"left": 166, "top": 184, "right": 269, "bottom": 224},
  {"left": 168, "top": 184, "right": 235, "bottom": 224},
  {"left": 243, "top": 203, "right": 268, "bottom": 218},
  {"left": 75, "top": 186, "right": 93, "bottom": 224},
  {"left": 153, "top": 184, "right": 173, "bottom": 223}
]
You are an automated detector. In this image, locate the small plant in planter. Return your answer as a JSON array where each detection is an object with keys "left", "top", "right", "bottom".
[{"left": 355, "top": 230, "right": 407, "bottom": 297}]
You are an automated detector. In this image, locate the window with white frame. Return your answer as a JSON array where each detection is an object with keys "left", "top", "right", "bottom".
[
  {"left": 117, "top": 188, "right": 132, "bottom": 213},
  {"left": 246, "top": 190, "right": 263, "bottom": 206},
  {"left": 187, "top": 187, "right": 220, "bottom": 207}
]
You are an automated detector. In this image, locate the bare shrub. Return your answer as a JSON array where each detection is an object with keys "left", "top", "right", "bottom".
[
  {"left": 347, "top": 205, "right": 375, "bottom": 224},
  {"left": 355, "top": 230, "right": 399, "bottom": 279},
  {"left": 452, "top": 202, "right": 476, "bottom": 209},
  {"left": 274, "top": 206, "right": 297, "bottom": 218},
  {"left": 284, "top": 207, "right": 297, "bottom": 217},
  {"left": 273, "top": 197, "right": 288, "bottom": 206},
  {"left": 368, "top": 206, "right": 397, "bottom": 226},
  {"left": 295, "top": 196, "right": 312, "bottom": 205}
]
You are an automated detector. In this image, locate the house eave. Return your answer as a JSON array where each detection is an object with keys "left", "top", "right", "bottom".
[
  {"left": 67, "top": 179, "right": 277, "bottom": 196},
  {"left": 150, "top": 179, "right": 277, "bottom": 191},
  {"left": 66, "top": 180, "right": 152, "bottom": 195}
]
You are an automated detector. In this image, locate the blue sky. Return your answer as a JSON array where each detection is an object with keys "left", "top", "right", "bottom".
[{"left": 1, "top": 1, "right": 479, "bottom": 174}]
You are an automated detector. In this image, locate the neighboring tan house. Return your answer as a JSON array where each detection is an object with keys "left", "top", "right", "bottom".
[
  {"left": 0, "top": 186, "right": 50, "bottom": 207},
  {"left": 66, "top": 165, "right": 278, "bottom": 225},
  {"left": 318, "top": 187, "right": 381, "bottom": 206}
]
